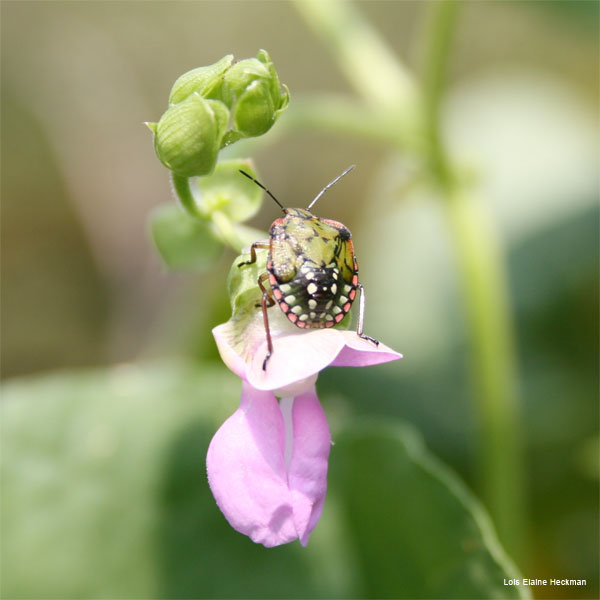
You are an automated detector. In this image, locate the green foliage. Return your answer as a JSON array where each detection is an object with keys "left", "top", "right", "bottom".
[
  {"left": 150, "top": 204, "right": 222, "bottom": 271},
  {"left": 227, "top": 246, "right": 267, "bottom": 318},
  {"left": 150, "top": 160, "right": 265, "bottom": 271},
  {"left": 331, "top": 424, "right": 529, "bottom": 599},
  {"left": 1, "top": 364, "right": 528, "bottom": 599},
  {"left": 192, "top": 159, "right": 263, "bottom": 223}
]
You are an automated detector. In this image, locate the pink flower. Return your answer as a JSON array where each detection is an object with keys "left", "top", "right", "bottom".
[{"left": 207, "top": 305, "right": 401, "bottom": 547}]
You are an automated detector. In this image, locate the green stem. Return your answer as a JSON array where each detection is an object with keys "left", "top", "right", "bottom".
[
  {"left": 210, "top": 211, "right": 247, "bottom": 254},
  {"left": 171, "top": 173, "right": 204, "bottom": 219},
  {"left": 295, "top": 0, "right": 416, "bottom": 112},
  {"left": 444, "top": 190, "right": 525, "bottom": 555},
  {"left": 420, "top": 0, "right": 459, "bottom": 184},
  {"left": 171, "top": 173, "right": 247, "bottom": 252},
  {"left": 284, "top": 95, "right": 424, "bottom": 153},
  {"left": 420, "top": 1, "right": 525, "bottom": 556}
]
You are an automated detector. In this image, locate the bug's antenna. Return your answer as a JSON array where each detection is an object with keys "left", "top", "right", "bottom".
[
  {"left": 306, "top": 165, "right": 355, "bottom": 212},
  {"left": 239, "top": 170, "right": 285, "bottom": 213}
]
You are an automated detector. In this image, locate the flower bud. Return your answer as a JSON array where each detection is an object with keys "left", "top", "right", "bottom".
[
  {"left": 212, "top": 49, "right": 289, "bottom": 138},
  {"left": 153, "top": 94, "right": 229, "bottom": 177},
  {"left": 149, "top": 51, "right": 288, "bottom": 178},
  {"left": 168, "top": 54, "right": 234, "bottom": 105}
]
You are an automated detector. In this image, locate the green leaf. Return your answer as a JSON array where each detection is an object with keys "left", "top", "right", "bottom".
[
  {"left": 232, "top": 222, "right": 269, "bottom": 248},
  {"left": 227, "top": 244, "right": 267, "bottom": 316},
  {"left": 191, "top": 159, "right": 263, "bottom": 223},
  {"left": 330, "top": 421, "right": 530, "bottom": 599},
  {"left": 150, "top": 204, "right": 222, "bottom": 271}
]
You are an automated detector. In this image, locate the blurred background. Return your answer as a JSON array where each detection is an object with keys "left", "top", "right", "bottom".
[{"left": 2, "top": 1, "right": 598, "bottom": 599}]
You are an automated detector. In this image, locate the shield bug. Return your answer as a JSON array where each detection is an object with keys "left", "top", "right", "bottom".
[{"left": 239, "top": 165, "right": 378, "bottom": 370}]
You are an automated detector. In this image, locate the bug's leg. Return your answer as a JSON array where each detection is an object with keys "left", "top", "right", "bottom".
[
  {"left": 356, "top": 283, "right": 379, "bottom": 346},
  {"left": 256, "top": 272, "right": 276, "bottom": 370},
  {"left": 256, "top": 272, "right": 276, "bottom": 308},
  {"left": 238, "top": 241, "right": 270, "bottom": 267}
]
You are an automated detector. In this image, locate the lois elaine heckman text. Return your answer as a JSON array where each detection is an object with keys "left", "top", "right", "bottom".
[{"left": 504, "top": 578, "right": 587, "bottom": 587}]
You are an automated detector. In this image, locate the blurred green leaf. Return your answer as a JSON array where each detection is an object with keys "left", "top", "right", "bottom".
[
  {"left": 2, "top": 363, "right": 526, "bottom": 599},
  {"left": 232, "top": 222, "right": 269, "bottom": 248},
  {"left": 191, "top": 159, "right": 263, "bottom": 223},
  {"left": 330, "top": 422, "right": 530, "bottom": 599},
  {"left": 150, "top": 204, "right": 223, "bottom": 271}
]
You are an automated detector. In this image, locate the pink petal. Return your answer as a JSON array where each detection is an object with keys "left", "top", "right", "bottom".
[
  {"left": 212, "top": 323, "right": 248, "bottom": 380},
  {"left": 330, "top": 331, "right": 403, "bottom": 367},
  {"left": 206, "top": 382, "right": 333, "bottom": 547},
  {"left": 206, "top": 382, "right": 297, "bottom": 547},
  {"left": 248, "top": 329, "right": 346, "bottom": 392},
  {"left": 286, "top": 387, "right": 331, "bottom": 546},
  {"left": 213, "top": 316, "right": 402, "bottom": 391}
]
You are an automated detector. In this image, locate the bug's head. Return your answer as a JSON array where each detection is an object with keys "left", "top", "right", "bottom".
[{"left": 284, "top": 207, "right": 313, "bottom": 219}]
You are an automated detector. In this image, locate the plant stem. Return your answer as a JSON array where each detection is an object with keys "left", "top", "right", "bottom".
[
  {"left": 210, "top": 211, "right": 247, "bottom": 254},
  {"left": 171, "top": 173, "right": 204, "bottom": 218},
  {"left": 171, "top": 173, "right": 247, "bottom": 252},
  {"left": 420, "top": 1, "right": 525, "bottom": 555},
  {"left": 444, "top": 190, "right": 525, "bottom": 555},
  {"left": 283, "top": 96, "right": 423, "bottom": 153},
  {"left": 295, "top": 0, "right": 415, "bottom": 112},
  {"left": 420, "top": 0, "right": 459, "bottom": 185}
]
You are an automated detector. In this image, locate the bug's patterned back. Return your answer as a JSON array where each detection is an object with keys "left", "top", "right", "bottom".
[{"left": 267, "top": 208, "right": 359, "bottom": 328}]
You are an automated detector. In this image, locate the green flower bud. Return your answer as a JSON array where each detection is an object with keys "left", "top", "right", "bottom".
[
  {"left": 168, "top": 54, "right": 234, "bottom": 105},
  {"left": 153, "top": 94, "right": 229, "bottom": 177},
  {"left": 232, "top": 78, "right": 276, "bottom": 137},
  {"left": 211, "top": 49, "right": 289, "bottom": 138},
  {"left": 149, "top": 51, "right": 288, "bottom": 180}
]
